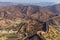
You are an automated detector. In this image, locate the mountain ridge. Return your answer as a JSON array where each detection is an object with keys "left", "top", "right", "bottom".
[{"left": 44, "top": 4, "right": 60, "bottom": 13}]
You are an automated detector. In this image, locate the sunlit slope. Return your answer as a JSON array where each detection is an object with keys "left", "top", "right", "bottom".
[{"left": 43, "top": 25, "right": 60, "bottom": 40}]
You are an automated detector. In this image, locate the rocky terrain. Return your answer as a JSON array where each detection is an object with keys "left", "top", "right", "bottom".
[
  {"left": 0, "top": 5, "right": 55, "bottom": 26},
  {"left": 0, "top": 3, "right": 59, "bottom": 40},
  {"left": 44, "top": 4, "right": 60, "bottom": 13},
  {"left": 44, "top": 4, "right": 60, "bottom": 29}
]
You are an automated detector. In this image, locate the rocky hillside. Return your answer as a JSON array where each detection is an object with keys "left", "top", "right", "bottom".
[
  {"left": 0, "top": 4, "right": 55, "bottom": 27},
  {"left": 0, "top": 4, "right": 59, "bottom": 40},
  {"left": 43, "top": 25, "right": 60, "bottom": 40},
  {"left": 44, "top": 4, "right": 60, "bottom": 14}
]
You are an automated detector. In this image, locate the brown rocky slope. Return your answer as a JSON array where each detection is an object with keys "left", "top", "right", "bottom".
[{"left": 0, "top": 4, "right": 60, "bottom": 40}]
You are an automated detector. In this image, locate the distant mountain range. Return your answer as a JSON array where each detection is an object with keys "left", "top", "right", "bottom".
[
  {"left": 21, "top": 2, "right": 55, "bottom": 6},
  {"left": 0, "top": 2, "right": 18, "bottom": 6},
  {"left": 0, "top": 2, "right": 55, "bottom": 6}
]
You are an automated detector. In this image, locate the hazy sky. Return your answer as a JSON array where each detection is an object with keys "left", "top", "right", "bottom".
[{"left": 0, "top": 0, "right": 60, "bottom": 3}]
